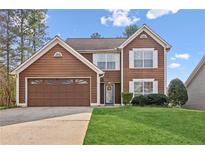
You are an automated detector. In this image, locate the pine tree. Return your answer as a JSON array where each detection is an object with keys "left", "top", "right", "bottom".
[
  {"left": 28, "top": 10, "right": 48, "bottom": 54},
  {"left": 0, "top": 10, "right": 17, "bottom": 78},
  {"left": 15, "top": 10, "right": 31, "bottom": 64}
]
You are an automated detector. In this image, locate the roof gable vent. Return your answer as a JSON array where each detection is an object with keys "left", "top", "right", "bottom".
[
  {"left": 140, "top": 34, "right": 148, "bottom": 39},
  {"left": 54, "top": 51, "right": 62, "bottom": 58}
]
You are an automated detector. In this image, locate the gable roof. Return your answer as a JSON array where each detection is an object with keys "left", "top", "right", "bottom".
[
  {"left": 185, "top": 55, "right": 205, "bottom": 87},
  {"left": 119, "top": 24, "right": 171, "bottom": 50},
  {"left": 66, "top": 38, "right": 126, "bottom": 51},
  {"left": 65, "top": 25, "right": 171, "bottom": 52},
  {"left": 11, "top": 36, "right": 104, "bottom": 75}
]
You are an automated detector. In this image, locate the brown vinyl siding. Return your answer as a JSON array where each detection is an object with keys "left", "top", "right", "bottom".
[
  {"left": 19, "top": 44, "right": 97, "bottom": 104},
  {"left": 123, "top": 31, "right": 165, "bottom": 94},
  {"left": 101, "top": 71, "right": 121, "bottom": 83},
  {"left": 80, "top": 53, "right": 93, "bottom": 62}
]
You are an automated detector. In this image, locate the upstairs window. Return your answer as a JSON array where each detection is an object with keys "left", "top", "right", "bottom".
[
  {"left": 93, "top": 53, "right": 120, "bottom": 70},
  {"left": 129, "top": 48, "right": 158, "bottom": 69}
]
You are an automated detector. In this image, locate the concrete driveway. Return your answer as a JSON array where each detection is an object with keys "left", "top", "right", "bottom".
[{"left": 0, "top": 107, "right": 93, "bottom": 145}]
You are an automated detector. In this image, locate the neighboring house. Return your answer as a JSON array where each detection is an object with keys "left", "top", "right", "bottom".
[
  {"left": 11, "top": 25, "right": 171, "bottom": 107},
  {"left": 185, "top": 55, "right": 205, "bottom": 110}
]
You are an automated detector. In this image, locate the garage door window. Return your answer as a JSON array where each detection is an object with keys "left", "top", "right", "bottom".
[
  {"left": 75, "top": 79, "right": 88, "bottom": 84},
  {"left": 45, "top": 80, "right": 57, "bottom": 85},
  {"left": 61, "top": 79, "right": 74, "bottom": 85},
  {"left": 31, "top": 80, "right": 43, "bottom": 85}
]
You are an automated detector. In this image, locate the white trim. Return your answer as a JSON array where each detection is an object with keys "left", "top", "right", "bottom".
[
  {"left": 24, "top": 76, "right": 92, "bottom": 107},
  {"left": 133, "top": 78, "right": 155, "bottom": 82},
  {"left": 119, "top": 25, "right": 171, "bottom": 49},
  {"left": 185, "top": 55, "right": 205, "bottom": 87},
  {"left": 11, "top": 36, "right": 104, "bottom": 75},
  {"left": 97, "top": 74, "right": 100, "bottom": 105},
  {"left": 93, "top": 53, "right": 120, "bottom": 71},
  {"left": 121, "top": 48, "right": 123, "bottom": 105},
  {"left": 77, "top": 48, "right": 119, "bottom": 53},
  {"left": 131, "top": 78, "right": 157, "bottom": 95},
  {"left": 132, "top": 48, "right": 155, "bottom": 69}
]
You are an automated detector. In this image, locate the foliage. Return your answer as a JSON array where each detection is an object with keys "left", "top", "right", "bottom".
[
  {"left": 28, "top": 10, "right": 48, "bottom": 53},
  {"left": 0, "top": 10, "right": 17, "bottom": 74},
  {"left": 0, "top": 9, "right": 48, "bottom": 73},
  {"left": 168, "top": 78, "right": 188, "bottom": 106},
  {"left": 131, "top": 95, "right": 148, "bottom": 106},
  {"left": 123, "top": 24, "right": 139, "bottom": 38},
  {"left": 131, "top": 94, "right": 169, "bottom": 106},
  {"left": 0, "top": 66, "right": 16, "bottom": 106},
  {"left": 146, "top": 94, "right": 169, "bottom": 106},
  {"left": 90, "top": 32, "right": 103, "bottom": 39},
  {"left": 121, "top": 92, "right": 133, "bottom": 105}
]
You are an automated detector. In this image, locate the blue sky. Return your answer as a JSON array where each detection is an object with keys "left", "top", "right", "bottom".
[{"left": 46, "top": 9, "right": 205, "bottom": 84}]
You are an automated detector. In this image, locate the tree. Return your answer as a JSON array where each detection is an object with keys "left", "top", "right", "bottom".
[
  {"left": 15, "top": 10, "right": 31, "bottom": 63},
  {"left": 0, "top": 10, "right": 17, "bottom": 79},
  {"left": 28, "top": 10, "right": 48, "bottom": 53},
  {"left": 168, "top": 78, "right": 188, "bottom": 107},
  {"left": 123, "top": 25, "right": 139, "bottom": 38},
  {"left": 90, "top": 32, "right": 102, "bottom": 39}
]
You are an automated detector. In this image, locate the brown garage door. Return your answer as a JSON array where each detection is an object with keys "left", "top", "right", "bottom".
[{"left": 28, "top": 78, "right": 90, "bottom": 106}]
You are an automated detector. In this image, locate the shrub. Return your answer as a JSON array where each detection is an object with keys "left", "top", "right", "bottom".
[
  {"left": 146, "top": 94, "right": 169, "bottom": 106},
  {"left": 168, "top": 78, "right": 188, "bottom": 106},
  {"left": 131, "top": 94, "right": 169, "bottom": 106},
  {"left": 131, "top": 95, "right": 149, "bottom": 106},
  {"left": 0, "top": 66, "right": 16, "bottom": 106},
  {"left": 121, "top": 92, "right": 133, "bottom": 105}
]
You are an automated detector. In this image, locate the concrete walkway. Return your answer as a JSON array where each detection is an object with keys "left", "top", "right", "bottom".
[{"left": 0, "top": 107, "right": 92, "bottom": 145}]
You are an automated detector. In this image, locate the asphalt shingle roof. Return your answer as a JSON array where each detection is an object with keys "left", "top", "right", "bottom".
[{"left": 66, "top": 38, "right": 126, "bottom": 51}]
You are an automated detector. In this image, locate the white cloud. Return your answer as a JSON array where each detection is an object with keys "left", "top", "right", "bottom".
[
  {"left": 146, "top": 9, "right": 179, "bottom": 19},
  {"left": 168, "top": 63, "right": 181, "bottom": 69},
  {"left": 170, "top": 57, "right": 176, "bottom": 60},
  {"left": 175, "top": 53, "right": 190, "bottom": 60},
  {"left": 100, "top": 10, "right": 140, "bottom": 27}
]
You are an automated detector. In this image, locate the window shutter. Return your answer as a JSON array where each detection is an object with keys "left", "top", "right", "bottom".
[
  {"left": 115, "top": 54, "right": 120, "bottom": 70},
  {"left": 129, "top": 81, "right": 134, "bottom": 93},
  {"left": 129, "top": 50, "right": 134, "bottom": 68},
  {"left": 153, "top": 81, "right": 158, "bottom": 93},
  {"left": 153, "top": 50, "right": 158, "bottom": 68},
  {"left": 93, "top": 54, "right": 98, "bottom": 66}
]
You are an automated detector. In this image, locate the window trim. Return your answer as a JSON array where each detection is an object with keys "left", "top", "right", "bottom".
[
  {"left": 133, "top": 48, "right": 154, "bottom": 69},
  {"left": 93, "top": 53, "right": 120, "bottom": 71},
  {"left": 133, "top": 79, "right": 155, "bottom": 95}
]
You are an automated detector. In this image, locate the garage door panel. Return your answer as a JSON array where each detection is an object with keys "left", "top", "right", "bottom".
[{"left": 28, "top": 78, "right": 90, "bottom": 106}]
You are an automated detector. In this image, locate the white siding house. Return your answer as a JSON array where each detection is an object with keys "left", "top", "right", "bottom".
[{"left": 185, "top": 55, "right": 205, "bottom": 110}]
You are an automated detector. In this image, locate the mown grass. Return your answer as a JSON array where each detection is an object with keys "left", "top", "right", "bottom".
[{"left": 84, "top": 107, "right": 205, "bottom": 145}]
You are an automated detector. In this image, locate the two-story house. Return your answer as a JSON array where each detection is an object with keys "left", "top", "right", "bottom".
[{"left": 11, "top": 25, "right": 171, "bottom": 107}]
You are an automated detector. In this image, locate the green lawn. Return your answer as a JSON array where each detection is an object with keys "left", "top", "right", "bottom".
[{"left": 84, "top": 107, "right": 205, "bottom": 145}]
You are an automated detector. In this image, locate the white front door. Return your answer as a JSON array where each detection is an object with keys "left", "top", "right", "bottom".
[{"left": 105, "top": 83, "right": 115, "bottom": 104}]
